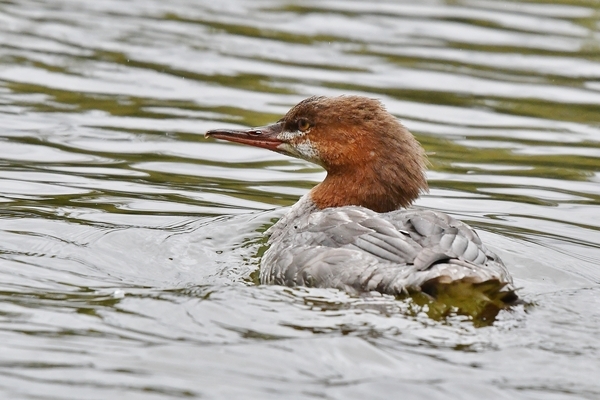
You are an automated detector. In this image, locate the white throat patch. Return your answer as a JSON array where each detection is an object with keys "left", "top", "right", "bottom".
[
  {"left": 294, "top": 139, "right": 320, "bottom": 163},
  {"left": 276, "top": 130, "right": 321, "bottom": 165}
]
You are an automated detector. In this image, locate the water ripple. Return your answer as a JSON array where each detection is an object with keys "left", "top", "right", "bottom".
[{"left": 0, "top": 0, "right": 599, "bottom": 398}]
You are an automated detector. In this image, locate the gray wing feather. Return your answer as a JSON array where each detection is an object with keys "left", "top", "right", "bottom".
[{"left": 261, "top": 205, "right": 515, "bottom": 302}]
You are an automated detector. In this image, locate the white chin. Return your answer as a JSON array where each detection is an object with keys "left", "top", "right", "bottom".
[{"left": 278, "top": 141, "right": 321, "bottom": 165}]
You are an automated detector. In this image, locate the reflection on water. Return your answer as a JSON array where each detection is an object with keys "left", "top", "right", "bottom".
[{"left": 0, "top": 0, "right": 599, "bottom": 398}]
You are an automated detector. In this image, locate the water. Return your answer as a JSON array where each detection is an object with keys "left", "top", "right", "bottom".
[{"left": 1, "top": 0, "right": 599, "bottom": 398}]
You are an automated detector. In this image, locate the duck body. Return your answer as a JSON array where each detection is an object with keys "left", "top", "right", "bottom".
[
  {"left": 206, "top": 95, "right": 517, "bottom": 307},
  {"left": 262, "top": 194, "right": 515, "bottom": 303}
]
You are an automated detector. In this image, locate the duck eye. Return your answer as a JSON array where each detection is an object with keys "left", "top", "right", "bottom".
[{"left": 297, "top": 119, "right": 310, "bottom": 132}]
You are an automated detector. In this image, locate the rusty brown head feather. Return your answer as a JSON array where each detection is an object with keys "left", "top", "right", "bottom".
[{"left": 206, "top": 95, "right": 428, "bottom": 212}]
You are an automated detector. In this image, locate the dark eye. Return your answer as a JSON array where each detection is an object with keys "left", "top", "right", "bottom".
[{"left": 297, "top": 118, "right": 310, "bottom": 132}]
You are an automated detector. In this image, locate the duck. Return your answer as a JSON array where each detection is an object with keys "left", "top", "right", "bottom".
[{"left": 206, "top": 96, "right": 518, "bottom": 316}]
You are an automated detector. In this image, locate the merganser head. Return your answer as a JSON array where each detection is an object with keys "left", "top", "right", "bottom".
[{"left": 206, "top": 95, "right": 428, "bottom": 212}]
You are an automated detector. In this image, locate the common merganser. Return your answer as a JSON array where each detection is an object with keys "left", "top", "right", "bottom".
[{"left": 206, "top": 96, "right": 518, "bottom": 315}]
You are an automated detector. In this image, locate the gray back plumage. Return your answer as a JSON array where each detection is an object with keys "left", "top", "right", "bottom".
[{"left": 261, "top": 195, "right": 516, "bottom": 304}]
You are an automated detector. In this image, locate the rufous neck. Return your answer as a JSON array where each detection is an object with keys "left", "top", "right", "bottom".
[{"left": 310, "top": 163, "right": 428, "bottom": 213}]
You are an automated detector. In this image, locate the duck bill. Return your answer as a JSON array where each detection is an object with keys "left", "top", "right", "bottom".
[{"left": 205, "top": 122, "right": 284, "bottom": 151}]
